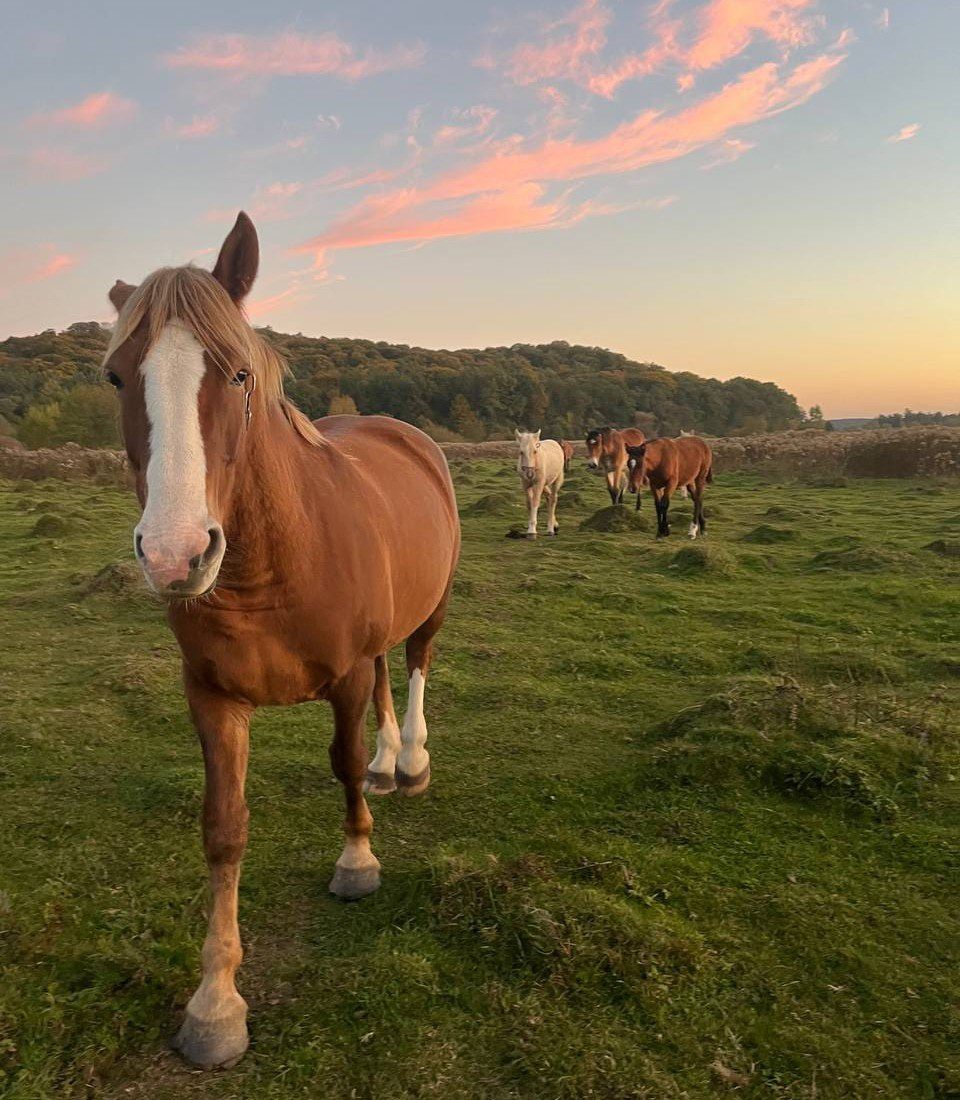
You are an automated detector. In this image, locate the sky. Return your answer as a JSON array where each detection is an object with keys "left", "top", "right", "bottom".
[{"left": 1, "top": 0, "right": 957, "bottom": 418}]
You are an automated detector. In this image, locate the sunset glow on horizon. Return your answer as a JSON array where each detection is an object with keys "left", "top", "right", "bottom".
[{"left": 2, "top": 0, "right": 957, "bottom": 418}]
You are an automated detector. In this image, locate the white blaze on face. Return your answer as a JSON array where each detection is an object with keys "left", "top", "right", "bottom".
[{"left": 135, "top": 322, "right": 214, "bottom": 586}]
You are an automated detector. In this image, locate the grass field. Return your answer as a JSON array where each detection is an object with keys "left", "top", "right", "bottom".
[{"left": 1, "top": 459, "right": 959, "bottom": 1099}]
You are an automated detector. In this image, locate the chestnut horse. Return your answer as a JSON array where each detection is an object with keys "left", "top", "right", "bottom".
[
  {"left": 585, "top": 426, "right": 646, "bottom": 505},
  {"left": 103, "top": 213, "right": 460, "bottom": 1069},
  {"left": 559, "top": 440, "right": 574, "bottom": 472},
  {"left": 626, "top": 436, "right": 713, "bottom": 538}
]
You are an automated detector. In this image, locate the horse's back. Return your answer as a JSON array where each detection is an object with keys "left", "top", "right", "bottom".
[
  {"left": 541, "top": 439, "right": 566, "bottom": 481},
  {"left": 311, "top": 415, "right": 460, "bottom": 631},
  {"left": 675, "top": 435, "right": 712, "bottom": 480}
]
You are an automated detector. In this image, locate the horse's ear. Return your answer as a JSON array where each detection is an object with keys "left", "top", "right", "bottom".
[
  {"left": 514, "top": 428, "right": 521, "bottom": 441},
  {"left": 212, "top": 211, "right": 259, "bottom": 303},
  {"left": 109, "top": 280, "right": 136, "bottom": 312},
  {"left": 534, "top": 429, "right": 541, "bottom": 439}
]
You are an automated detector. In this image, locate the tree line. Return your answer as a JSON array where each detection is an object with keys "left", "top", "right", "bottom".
[{"left": 2, "top": 321, "right": 818, "bottom": 449}]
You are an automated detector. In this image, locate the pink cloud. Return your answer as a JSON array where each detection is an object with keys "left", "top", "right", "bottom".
[
  {"left": 26, "top": 91, "right": 136, "bottom": 130},
  {"left": 170, "top": 115, "right": 220, "bottom": 138},
  {"left": 11, "top": 147, "right": 107, "bottom": 181},
  {"left": 162, "top": 30, "right": 425, "bottom": 81},
  {"left": 434, "top": 106, "right": 499, "bottom": 146},
  {"left": 507, "top": 0, "right": 611, "bottom": 87},
  {"left": 701, "top": 136, "right": 757, "bottom": 168},
  {"left": 499, "top": 0, "right": 822, "bottom": 99},
  {"left": 205, "top": 181, "right": 304, "bottom": 224},
  {"left": 0, "top": 244, "right": 79, "bottom": 296},
  {"left": 886, "top": 123, "right": 919, "bottom": 144},
  {"left": 295, "top": 51, "right": 844, "bottom": 265}
]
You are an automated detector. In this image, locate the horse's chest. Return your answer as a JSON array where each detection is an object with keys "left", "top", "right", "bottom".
[{"left": 172, "top": 612, "right": 349, "bottom": 707}]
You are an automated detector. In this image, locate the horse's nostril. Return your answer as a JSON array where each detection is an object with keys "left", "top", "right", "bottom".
[
  {"left": 134, "top": 533, "right": 144, "bottom": 559},
  {"left": 202, "top": 526, "right": 225, "bottom": 566}
]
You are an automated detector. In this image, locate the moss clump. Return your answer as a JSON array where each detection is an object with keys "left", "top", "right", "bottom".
[
  {"left": 926, "top": 539, "right": 960, "bottom": 558},
  {"left": 579, "top": 507, "right": 650, "bottom": 533},
  {"left": 29, "top": 513, "right": 72, "bottom": 538},
  {"left": 742, "top": 524, "right": 795, "bottom": 544},
  {"left": 669, "top": 543, "right": 737, "bottom": 576},
  {"left": 810, "top": 546, "right": 911, "bottom": 572},
  {"left": 79, "top": 561, "right": 145, "bottom": 597},
  {"left": 461, "top": 492, "right": 515, "bottom": 517}
]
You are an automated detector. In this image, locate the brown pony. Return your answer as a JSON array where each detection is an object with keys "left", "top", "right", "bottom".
[
  {"left": 585, "top": 426, "right": 646, "bottom": 505},
  {"left": 559, "top": 439, "right": 574, "bottom": 471},
  {"left": 626, "top": 436, "right": 713, "bottom": 538},
  {"left": 103, "top": 213, "right": 460, "bottom": 1069}
]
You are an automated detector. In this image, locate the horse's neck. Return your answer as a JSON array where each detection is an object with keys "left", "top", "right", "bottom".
[{"left": 221, "top": 406, "right": 319, "bottom": 589}]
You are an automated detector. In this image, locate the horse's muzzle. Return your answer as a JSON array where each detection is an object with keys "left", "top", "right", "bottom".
[{"left": 134, "top": 522, "right": 226, "bottom": 599}]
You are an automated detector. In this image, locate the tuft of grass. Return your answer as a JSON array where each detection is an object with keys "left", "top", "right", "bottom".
[
  {"left": 926, "top": 538, "right": 960, "bottom": 558},
  {"left": 29, "top": 512, "right": 74, "bottom": 538},
  {"left": 809, "top": 545, "right": 913, "bottom": 572},
  {"left": 668, "top": 542, "right": 737, "bottom": 576},
  {"left": 742, "top": 523, "right": 795, "bottom": 544},
  {"left": 579, "top": 506, "right": 650, "bottom": 533}
]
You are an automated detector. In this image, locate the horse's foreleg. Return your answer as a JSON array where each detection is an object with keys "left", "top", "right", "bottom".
[
  {"left": 657, "top": 490, "right": 672, "bottom": 537},
  {"left": 526, "top": 484, "right": 542, "bottom": 538},
  {"left": 364, "top": 653, "right": 400, "bottom": 795},
  {"left": 605, "top": 469, "right": 619, "bottom": 506},
  {"left": 397, "top": 598, "right": 447, "bottom": 795},
  {"left": 329, "top": 659, "right": 381, "bottom": 900},
  {"left": 175, "top": 677, "right": 252, "bottom": 1070}
]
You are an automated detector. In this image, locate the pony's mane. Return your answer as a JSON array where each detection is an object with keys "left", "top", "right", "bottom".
[{"left": 105, "top": 265, "right": 323, "bottom": 447}]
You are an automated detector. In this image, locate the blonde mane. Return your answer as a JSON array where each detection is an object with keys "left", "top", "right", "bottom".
[{"left": 106, "top": 265, "right": 322, "bottom": 446}]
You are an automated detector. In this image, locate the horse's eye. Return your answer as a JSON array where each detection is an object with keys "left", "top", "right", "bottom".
[
  {"left": 231, "top": 370, "right": 249, "bottom": 387},
  {"left": 106, "top": 371, "right": 123, "bottom": 390}
]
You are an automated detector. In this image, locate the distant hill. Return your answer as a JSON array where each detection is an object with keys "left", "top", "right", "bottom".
[
  {"left": 829, "top": 418, "right": 878, "bottom": 431},
  {"left": 0, "top": 321, "right": 808, "bottom": 448}
]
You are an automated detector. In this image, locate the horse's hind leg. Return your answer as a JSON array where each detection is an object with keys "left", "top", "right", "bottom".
[
  {"left": 364, "top": 653, "right": 400, "bottom": 795},
  {"left": 545, "top": 478, "right": 561, "bottom": 535},
  {"left": 328, "top": 659, "right": 381, "bottom": 900},
  {"left": 690, "top": 476, "right": 707, "bottom": 538},
  {"left": 396, "top": 596, "right": 448, "bottom": 795}
]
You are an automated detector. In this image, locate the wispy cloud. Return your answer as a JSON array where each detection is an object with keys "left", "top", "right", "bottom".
[
  {"left": 295, "top": 51, "right": 844, "bottom": 267},
  {"left": 4, "top": 147, "right": 107, "bottom": 181},
  {"left": 701, "top": 136, "right": 757, "bottom": 169},
  {"left": 162, "top": 30, "right": 425, "bottom": 81},
  {"left": 168, "top": 114, "right": 220, "bottom": 138},
  {"left": 26, "top": 91, "right": 137, "bottom": 130},
  {"left": 886, "top": 123, "right": 920, "bottom": 144},
  {"left": 206, "top": 181, "right": 305, "bottom": 224},
  {"left": 434, "top": 106, "right": 499, "bottom": 146},
  {"left": 0, "top": 244, "right": 78, "bottom": 297},
  {"left": 496, "top": 0, "right": 822, "bottom": 99}
]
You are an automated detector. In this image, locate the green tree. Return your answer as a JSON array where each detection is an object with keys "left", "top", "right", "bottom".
[
  {"left": 450, "top": 394, "right": 485, "bottom": 441},
  {"left": 18, "top": 402, "right": 62, "bottom": 448},
  {"left": 56, "top": 384, "right": 120, "bottom": 447},
  {"left": 327, "top": 392, "right": 359, "bottom": 416}
]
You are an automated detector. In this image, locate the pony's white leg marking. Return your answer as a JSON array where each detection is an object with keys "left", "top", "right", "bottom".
[
  {"left": 369, "top": 711, "right": 401, "bottom": 779},
  {"left": 398, "top": 669, "right": 429, "bottom": 778},
  {"left": 526, "top": 485, "right": 542, "bottom": 536},
  {"left": 689, "top": 522, "right": 700, "bottom": 539},
  {"left": 335, "top": 832, "right": 380, "bottom": 874},
  {"left": 681, "top": 486, "right": 689, "bottom": 499}
]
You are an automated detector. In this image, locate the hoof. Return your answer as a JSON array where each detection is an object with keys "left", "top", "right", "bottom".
[
  {"left": 396, "top": 761, "right": 431, "bottom": 797},
  {"left": 546, "top": 529, "right": 559, "bottom": 537},
  {"left": 329, "top": 863, "right": 381, "bottom": 901},
  {"left": 174, "top": 1004, "right": 248, "bottom": 1070},
  {"left": 363, "top": 769, "right": 397, "bottom": 795},
  {"left": 525, "top": 532, "right": 537, "bottom": 540}
]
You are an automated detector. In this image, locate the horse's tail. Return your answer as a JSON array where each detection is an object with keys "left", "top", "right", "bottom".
[{"left": 706, "top": 464, "right": 714, "bottom": 483}]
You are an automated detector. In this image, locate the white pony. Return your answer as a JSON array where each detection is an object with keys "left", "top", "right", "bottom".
[{"left": 515, "top": 429, "right": 565, "bottom": 538}]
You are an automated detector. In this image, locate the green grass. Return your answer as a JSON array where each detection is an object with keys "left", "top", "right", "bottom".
[{"left": 1, "top": 464, "right": 959, "bottom": 1099}]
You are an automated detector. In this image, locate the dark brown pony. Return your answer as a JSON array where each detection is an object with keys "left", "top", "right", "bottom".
[
  {"left": 559, "top": 439, "right": 574, "bottom": 472},
  {"left": 585, "top": 426, "right": 646, "bottom": 505},
  {"left": 103, "top": 213, "right": 460, "bottom": 1069},
  {"left": 626, "top": 436, "right": 713, "bottom": 538}
]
